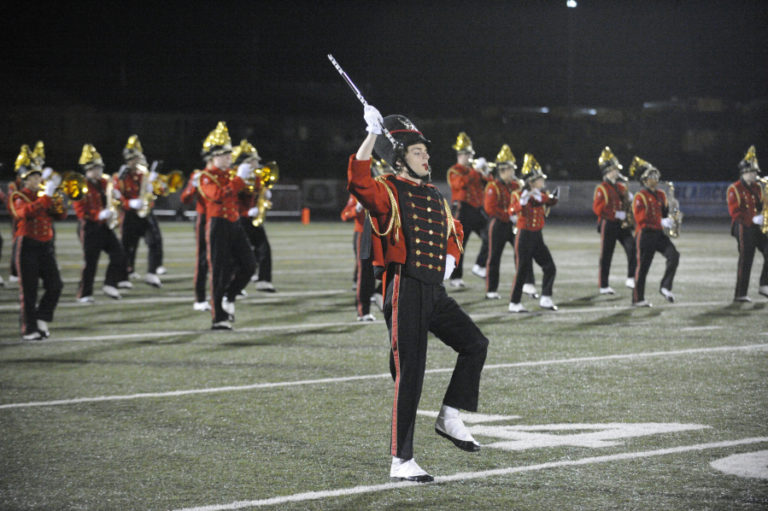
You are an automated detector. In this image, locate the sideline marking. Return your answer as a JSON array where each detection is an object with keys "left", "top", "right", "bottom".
[
  {"left": 1, "top": 343, "right": 766, "bottom": 410},
  {"left": 171, "top": 437, "right": 768, "bottom": 511}
]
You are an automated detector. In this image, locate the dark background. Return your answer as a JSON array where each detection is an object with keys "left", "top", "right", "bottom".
[{"left": 2, "top": 0, "right": 767, "bottom": 182}]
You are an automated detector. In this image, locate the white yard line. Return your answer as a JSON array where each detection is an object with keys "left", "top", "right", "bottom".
[
  {"left": 171, "top": 437, "right": 768, "bottom": 511},
  {"left": 1, "top": 343, "right": 765, "bottom": 410}
]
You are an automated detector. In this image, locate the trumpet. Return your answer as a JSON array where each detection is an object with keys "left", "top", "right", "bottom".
[
  {"left": 664, "top": 181, "right": 683, "bottom": 238},
  {"left": 38, "top": 171, "right": 89, "bottom": 214},
  {"left": 252, "top": 161, "right": 279, "bottom": 227},
  {"left": 152, "top": 170, "right": 186, "bottom": 196}
]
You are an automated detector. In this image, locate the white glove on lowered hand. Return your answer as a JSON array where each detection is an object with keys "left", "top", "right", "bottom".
[
  {"left": 661, "top": 217, "right": 675, "bottom": 229},
  {"left": 42, "top": 167, "right": 54, "bottom": 180},
  {"left": 519, "top": 189, "right": 531, "bottom": 206},
  {"left": 615, "top": 211, "right": 627, "bottom": 221},
  {"left": 355, "top": 202, "right": 364, "bottom": 213},
  {"left": 443, "top": 254, "right": 456, "bottom": 281},
  {"left": 364, "top": 104, "right": 383, "bottom": 135},
  {"left": 129, "top": 198, "right": 145, "bottom": 210},
  {"left": 247, "top": 206, "right": 260, "bottom": 218},
  {"left": 509, "top": 214, "right": 518, "bottom": 224},
  {"left": 112, "top": 188, "right": 122, "bottom": 200},
  {"left": 98, "top": 209, "right": 113, "bottom": 221},
  {"left": 43, "top": 180, "right": 58, "bottom": 197},
  {"left": 191, "top": 171, "right": 200, "bottom": 188},
  {"left": 752, "top": 214, "right": 764, "bottom": 226},
  {"left": 237, "top": 163, "right": 253, "bottom": 180},
  {"left": 265, "top": 189, "right": 272, "bottom": 199}
]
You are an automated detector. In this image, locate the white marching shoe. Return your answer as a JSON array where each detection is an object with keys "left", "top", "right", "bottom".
[
  {"left": 211, "top": 320, "right": 232, "bottom": 330},
  {"left": 222, "top": 296, "right": 235, "bottom": 320},
  {"left": 508, "top": 302, "right": 528, "bottom": 313},
  {"left": 485, "top": 292, "right": 500, "bottom": 300},
  {"left": 599, "top": 287, "right": 615, "bottom": 295},
  {"left": 435, "top": 404, "right": 480, "bottom": 452},
  {"left": 128, "top": 272, "right": 141, "bottom": 280},
  {"left": 145, "top": 273, "right": 162, "bottom": 288},
  {"left": 625, "top": 277, "right": 635, "bottom": 289},
  {"left": 390, "top": 457, "right": 433, "bottom": 483},
  {"left": 471, "top": 264, "right": 486, "bottom": 278},
  {"left": 102, "top": 285, "right": 121, "bottom": 300},
  {"left": 759, "top": 285, "right": 768, "bottom": 298},
  {"left": 659, "top": 288, "right": 675, "bottom": 303},
  {"left": 357, "top": 313, "right": 376, "bottom": 322},
  {"left": 633, "top": 300, "right": 652, "bottom": 307},
  {"left": 23, "top": 331, "right": 43, "bottom": 341},
  {"left": 77, "top": 296, "right": 95, "bottom": 304},
  {"left": 522, "top": 283, "right": 539, "bottom": 298},
  {"left": 155, "top": 265, "right": 167, "bottom": 275},
  {"left": 255, "top": 280, "right": 276, "bottom": 292},
  {"left": 9, "top": 275, "right": 19, "bottom": 284},
  {"left": 193, "top": 301, "right": 211, "bottom": 311},
  {"left": 117, "top": 280, "right": 133, "bottom": 289},
  {"left": 36, "top": 320, "right": 50, "bottom": 338},
  {"left": 449, "top": 278, "right": 466, "bottom": 288},
  {"left": 539, "top": 295, "right": 558, "bottom": 311}
]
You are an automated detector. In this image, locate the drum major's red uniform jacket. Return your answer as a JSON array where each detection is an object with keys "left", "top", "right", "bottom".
[{"left": 727, "top": 179, "right": 763, "bottom": 227}]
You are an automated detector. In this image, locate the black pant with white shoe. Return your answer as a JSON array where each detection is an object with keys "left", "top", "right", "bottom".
[
  {"left": 121, "top": 210, "right": 163, "bottom": 275},
  {"left": 598, "top": 219, "right": 636, "bottom": 288},
  {"left": 207, "top": 217, "right": 256, "bottom": 324},
  {"left": 450, "top": 202, "right": 488, "bottom": 279},
  {"left": 485, "top": 218, "right": 533, "bottom": 293},
  {"left": 194, "top": 213, "right": 208, "bottom": 303},
  {"left": 239, "top": 218, "right": 273, "bottom": 283},
  {"left": 510, "top": 229, "right": 555, "bottom": 303},
  {"left": 732, "top": 223, "right": 768, "bottom": 298},
  {"left": 16, "top": 238, "right": 62, "bottom": 336},
  {"left": 77, "top": 220, "right": 127, "bottom": 299},
  {"left": 633, "top": 229, "right": 679, "bottom": 303}
]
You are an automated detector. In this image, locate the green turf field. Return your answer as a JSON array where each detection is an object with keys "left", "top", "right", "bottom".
[{"left": 1, "top": 219, "right": 766, "bottom": 510}]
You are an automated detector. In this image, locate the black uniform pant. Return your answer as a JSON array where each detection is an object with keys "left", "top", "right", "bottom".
[
  {"left": 10, "top": 234, "right": 19, "bottom": 277},
  {"left": 207, "top": 217, "right": 256, "bottom": 323},
  {"left": 384, "top": 267, "right": 488, "bottom": 460},
  {"left": 121, "top": 210, "right": 163, "bottom": 274},
  {"left": 450, "top": 202, "right": 488, "bottom": 279},
  {"left": 633, "top": 229, "right": 679, "bottom": 303},
  {"left": 16, "top": 237, "right": 62, "bottom": 335},
  {"left": 239, "top": 217, "right": 273, "bottom": 283},
  {"left": 598, "top": 219, "right": 637, "bottom": 288},
  {"left": 733, "top": 223, "right": 768, "bottom": 298},
  {"left": 77, "top": 220, "right": 127, "bottom": 298},
  {"left": 510, "top": 229, "right": 555, "bottom": 303},
  {"left": 485, "top": 218, "right": 534, "bottom": 293},
  {"left": 352, "top": 231, "right": 375, "bottom": 316},
  {"left": 194, "top": 213, "right": 208, "bottom": 303}
]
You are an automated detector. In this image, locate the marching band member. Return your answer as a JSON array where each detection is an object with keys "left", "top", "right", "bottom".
[
  {"left": 727, "top": 146, "right": 768, "bottom": 301},
  {"left": 10, "top": 145, "right": 65, "bottom": 340},
  {"left": 340, "top": 192, "right": 375, "bottom": 321},
  {"left": 446, "top": 132, "right": 489, "bottom": 287},
  {"left": 593, "top": 147, "right": 637, "bottom": 294},
  {"left": 508, "top": 154, "right": 559, "bottom": 312},
  {"left": 115, "top": 135, "right": 164, "bottom": 288},
  {"left": 198, "top": 122, "right": 256, "bottom": 330},
  {"left": 349, "top": 106, "right": 488, "bottom": 483},
  {"left": 73, "top": 144, "right": 128, "bottom": 303},
  {"left": 483, "top": 145, "right": 534, "bottom": 299},
  {"left": 180, "top": 169, "right": 210, "bottom": 311},
  {"left": 629, "top": 156, "right": 680, "bottom": 306},
  {"left": 232, "top": 139, "right": 276, "bottom": 293}
]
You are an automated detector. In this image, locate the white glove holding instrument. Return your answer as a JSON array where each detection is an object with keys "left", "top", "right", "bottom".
[
  {"left": 237, "top": 163, "right": 253, "bottom": 180},
  {"left": 752, "top": 214, "right": 763, "bottom": 225},
  {"left": 43, "top": 180, "right": 58, "bottom": 197},
  {"left": 443, "top": 254, "right": 456, "bottom": 281},
  {"left": 98, "top": 209, "right": 113, "bottom": 221},
  {"left": 248, "top": 207, "right": 260, "bottom": 218},
  {"left": 615, "top": 211, "right": 627, "bottom": 221},
  {"left": 532, "top": 189, "right": 543, "bottom": 202},
  {"left": 661, "top": 217, "right": 675, "bottom": 229},
  {"left": 519, "top": 189, "right": 531, "bottom": 206},
  {"left": 129, "top": 198, "right": 145, "bottom": 210},
  {"left": 364, "top": 105, "right": 383, "bottom": 135},
  {"left": 42, "top": 167, "right": 54, "bottom": 180}
]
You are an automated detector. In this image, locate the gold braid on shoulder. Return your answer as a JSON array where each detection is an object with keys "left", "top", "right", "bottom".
[
  {"left": 8, "top": 191, "right": 31, "bottom": 219},
  {"left": 196, "top": 170, "right": 222, "bottom": 204},
  {"left": 366, "top": 176, "right": 401, "bottom": 244},
  {"left": 443, "top": 198, "right": 464, "bottom": 254}
]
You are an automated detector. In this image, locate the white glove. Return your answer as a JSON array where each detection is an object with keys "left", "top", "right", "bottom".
[
  {"left": 237, "top": 163, "right": 253, "bottom": 180},
  {"left": 112, "top": 188, "right": 122, "bottom": 200},
  {"left": 364, "top": 104, "right": 383, "bottom": 135},
  {"left": 42, "top": 167, "right": 54, "bottom": 180},
  {"left": 443, "top": 254, "right": 456, "bottom": 280},
  {"left": 532, "top": 189, "right": 542, "bottom": 201},
  {"left": 509, "top": 214, "right": 518, "bottom": 224},
  {"left": 473, "top": 157, "right": 488, "bottom": 172},
  {"left": 148, "top": 171, "right": 159, "bottom": 183},
  {"left": 98, "top": 209, "right": 113, "bottom": 220},
  {"left": 129, "top": 198, "right": 145, "bottom": 210},
  {"left": 615, "top": 211, "right": 627, "bottom": 221},
  {"left": 43, "top": 180, "right": 57, "bottom": 197},
  {"left": 145, "top": 180, "right": 155, "bottom": 192},
  {"left": 519, "top": 189, "right": 531, "bottom": 206},
  {"left": 661, "top": 217, "right": 675, "bottom": 229},
  {"left": 191, "top": 172, "right": 200, "bottom": 188},
  {"left": 752, "top": 214, "right": 763, "bottom": 226},
  {"left": 247, "top": 206, "right": 260, "bottom": 218},
  {"left": 627, "top": 191, "right": 634, "bottom": 201},
  {"left": 265, "top": 189, "right": 272, "bottom": 199},
  {"left": 355, "top": 202, "right": 364, "bottom": 213},
  {"left": 551, "top": 186, "right": 560, "bottom": 199}
]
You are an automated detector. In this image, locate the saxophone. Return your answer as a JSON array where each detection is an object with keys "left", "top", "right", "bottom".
[
  {"left": 135, "top": 164, "right": 155, "bottom": 218},
  {"left": 758, "top": 176, "right": 768, "bottom": 235},
  {"left": 104, "top": 174, "right": 121, "bottom": 230},
  {"left": 252, "top": 161, "right": 279, "bottom": 227},
  {"left": 664, "top": 181, "right": 683, "bottom": 238}
]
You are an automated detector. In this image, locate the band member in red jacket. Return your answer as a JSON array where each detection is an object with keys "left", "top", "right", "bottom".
[
  {"left": 508, "top": 154, "right": 559, "bottom": 312},
  {"left": 9, "top": 145, "right": 65, "bottom": 340},
  {"left": 727, "top": 145, "right": 767, "bottom": 302},
  {"left": 629, "top": 156, "right": 680, "bottom": 306},
  {"left": 349, "top": 106, "right": 488, "bottom": 483},
  {"left": 180, "top": 169, "right": 210, "bottom": 310},
  {"left": 73, "top": 144, "right": 127, "bottom": 303},
  {"left": 340, "top": 193, "right": 376, "bottom": 321},
  {"left": 198, "top": 122, "right": 256, "bottom": 330},
  {"left": 593, "top": 147, "right": 637, "bottom": 294},
  {"left": 446, "top": 132, "right": 489, "bottom": 287}
]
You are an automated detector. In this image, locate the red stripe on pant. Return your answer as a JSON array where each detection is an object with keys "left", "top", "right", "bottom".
[{"left": 390, "top": 268, "right": 401, "bottom": 456}]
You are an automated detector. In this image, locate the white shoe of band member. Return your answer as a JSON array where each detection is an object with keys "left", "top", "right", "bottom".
[
  {"left": 485, "top": 292, "right": 500, "bottom": 300},
  {"left": 734, "top": 296, "right": 752, "bottom": 303},
  {"left": 539, "top": 295, "right": 558, "bottom": 310},
  {"left": 193, "top": 301, "right": 211, "bottom": 311},
  {"left": 372, "top": 293, "right": 384, "bottom": 311},
  {"left": 357, "top": 313, "right": 376, "bottom": 322},
  {"left": 222, "top": 296, "right": 235, "bottom": 317},
  {"left": 471, "top": 264, "right": 486, "bottom": 278},
  {"left": 759, "top": 285, "right": 768, "bottom": 298},
  {"left": 251, "top": 274, "right": 259, "bottom": 282},
  {"left": 211, "top": 321, "right": 232, "bottom": 330},
  {"left": 129, "top": 272, "right": 141, "bottom": 280},
  {"left": 633, "top": 300, "right": 652, "bottom": 307},
  {"left": 145, "top": 273, "right": 162, "bottom": 288},
  {"left": 599, "top": 287, "right": 615, "bottom": 295},
  {"left": 255, "top": 281, "right": 276, "bottom": 292},
  {"left": 78, "top": 296, "right": 95, "bottom": 304},
  {"left": 117, "top": 280, "right": 133, "bottom": 289},
  {"left": 155, "top": 265, "right": 167, "bottom": 275},
  {"left": 23, "top": 331, "right": 43, "bottom": 341},
  {"left": 659, "top": 288, "right": 675, "bottom": 303},
  {"left": 625, "top": 277, "right": 635, "bottom": 289},
  {"left": 449, "top": 279, "right": 466, "bottom": 288},
  {"left": 102, "top": 285, "right": 121, "bottom": 300},
  {"left": 9, "top": 275, "right": 19, "bottom": 283},
  {"left": 390, "top": 457, "right": 434, "bottom": 483},
  {"left": 508, "top": 302, "right": 528, "bottom": 313},
  {"left": 522, "top": 283, "right": 539, "bottom": 298},
  {"left": 36, "top": 320, "right": 50, "bottom": 338},
  {"left": 239, "top": 288, "right": 248, "bottom": 297},
  {"left": 435, "top": 404, "right": 480, "bottom": 452}
]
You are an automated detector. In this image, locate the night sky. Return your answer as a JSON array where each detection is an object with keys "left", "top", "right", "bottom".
[{"left": 4, "top": 0, "right": 767, "bottom": 117}]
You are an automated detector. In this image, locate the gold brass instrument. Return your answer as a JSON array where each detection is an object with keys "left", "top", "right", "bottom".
[
  {"left": 103, "top": 174, "right": 121, "bottom": 230},
  {"left": 252, "top": 161, "right": 279, "bottom": 227},
  {"left": 664, "top": 181, "right": 683, "bottom": 238},
  {"left": 152, "top": 170, "right": 186, "bottom": 197},
  {"left": 758, "top": 176, "right": 768, "bottom": 235},
  {"left": 615, "top": 173, "right": 635, "bottom": 230},
  {"left": 135, "top": 164, "right": 155, "bottom": 218},
  {"left": 38, "top": 171, "right": 89, "bottom": 214}
]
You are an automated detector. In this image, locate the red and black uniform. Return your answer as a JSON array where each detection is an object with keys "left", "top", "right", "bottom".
[
  {"left": 632, "top": 187, "right": 679, "bottom": 303},
  {"left": 727, "top": 178, "right": 767, "bottom": 297},
  {"left": 6, "top": 181, "right": 21, "bottom": 278},
  {"left": 483, "top": 178, "right": 533, "bottom": 294},
  {"left": 348, "top": 155, "right": 488, "bottom": 461},
  {"left": 199, "top": 166, "right": 256, "bottom": 324},
  {"left": 181, "top": 172, "right": 208, "bottom": 303},
  {"left": 116, "top": 168, "right": 163, "bottom": 275},
  {"left": 10, "top": 188, "right": 65, "bottom": 336},
  {"left": 593, "top": 180, "right": 637, "bottom": 288},
  {"left": 237, "top": 180, "right": 273, "bottom": 285},
  {"left": 447, "top": 163, "right": 488, "bottom": 279},
  {"left": 73, "top": 176, "right": 127, "bottom": 298},
  {"left": 341, "top": 194, "right": 374, "bottom": 317},
  {"left": 509, "top": 189, "right": 558, "bottom": 303}
]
